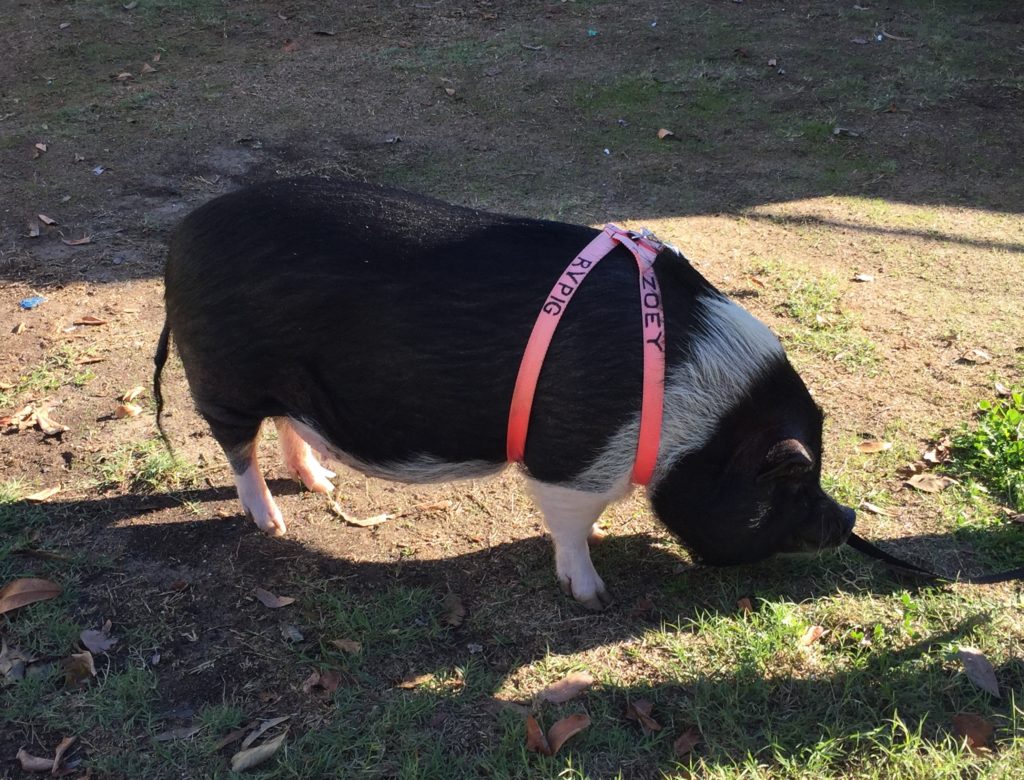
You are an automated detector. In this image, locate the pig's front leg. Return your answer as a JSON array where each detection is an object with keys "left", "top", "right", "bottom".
[{"left": 529, "top": 480, "right": 619, "bottom": 610}]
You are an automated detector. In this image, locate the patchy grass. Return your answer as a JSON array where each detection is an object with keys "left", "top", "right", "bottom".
[
  {"left": 949, "top": 389, "right": 1024, "bottom": 512},
  {"left": 93, "top": 437, "right": 200, "bottom": 493}
]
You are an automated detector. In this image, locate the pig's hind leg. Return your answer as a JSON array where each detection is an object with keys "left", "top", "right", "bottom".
[
  {"left": 274, "top": 417, "right": 336, "bottom": 494},
  {"left": 200, "top": 405, "right": 287, "bottom": 536}
]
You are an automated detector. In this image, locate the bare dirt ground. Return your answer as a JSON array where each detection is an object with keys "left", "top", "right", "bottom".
[{"left": 1, "top": 1, "right": 1023, "bottom": 778}]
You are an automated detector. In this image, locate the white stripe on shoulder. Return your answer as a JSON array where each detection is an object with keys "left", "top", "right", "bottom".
[{"left": 571, "top": 293, "right": 785, "bottom": 492}]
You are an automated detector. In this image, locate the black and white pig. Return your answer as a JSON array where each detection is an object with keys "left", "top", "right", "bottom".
[{"left": 154, "top": 178, "right": 854, "bottom": 609}]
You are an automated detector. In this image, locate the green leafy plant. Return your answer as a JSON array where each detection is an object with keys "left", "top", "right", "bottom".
[{"left": 951, "top": 389, "right": 1024, "bottom": 511}]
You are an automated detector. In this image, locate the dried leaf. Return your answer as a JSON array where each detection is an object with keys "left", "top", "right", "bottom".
[
  {"left": 737, "top": 596, "right": 754, "bottom": 613},
  {"left": 341, "top": 511, "right": 393, "bottom": 527},
  {"left": 657, "top": 128, "right": 675, "bottom": 140},
  {"left": 442, "top": 592, "right": 466, "bottom": 627},
  {"left": 254, "top": 587, "right": 295, "bottom": 609},
  {"left": 906, "top": 473, "right": 955, "bottom": 493},
  {"left": 850, "top": 36, "right": 869, "bottom": 45},
  {"left": 230, "top": 729, "right": 287, "bottom": 772},
  {"left": 852, "top": 273, "right": 874, "bottom": 282},
  {"left": 280, "top": 624, "right": 303, "bottom": 642},
  {"left": 74, "top": 315, "right": 106, "bottom": 326},
  {"left": 952, "top": 713, "right": 994, "bottom": 753},
  {"left": 27, "top": 220, "right": 41, "bottom": 237},
  {"left": 524, "top": 715, "right": 551, "bottom": 755},
  {"left": 35, "top": 142, "right": 48, "bottom": 153},
  {"left": 1, "top": 639, "right": 33, "bottom": 681},
  {"left": 546, "top": 713, "right": 591, "bottom": 755},
  {"left": 153, "top": 725, "right": 202, "bottom": 742},
  {"left": 34, "top": 407, "right": 68, "bottom": 435},
  {"left": 141, "top": 62, "right": 156, "bottom": 74},
  {"left": 212, "top": 727, "right": 249, "bottom": 751},
  {"left": 51, "top": 735, "right": 77, "bottom": 774},
  {"left": 799, "top": 625, "right": 826, "bottom": 646},
  {"left": 121, "top": 386, "right": 145, "bottom": 403},
  {"left": 923, "top": 438, "right": 952, "bottom": 464},
  {"left": 16, "top": 748, "right": 54, "bottom": 772},
  {"left": 25, "top": 486, "right": 61, "bottom": 503},
  {"left": 240, "top": 715, "right": 292, "bottom": 750},
  {"left": 61, "top": 236, "right": 93, "bottom": 246},
  {"left": 0, "top": 577, "right": 62, "bottom": 615},
  {"left": 860, "top": 501, "right": 889, "bottom": 516},
  {"left": 114, "top": 402, "right": 143, "bottom": 419},
  {"left": 62, "top": 650, "right": 96, "bottom": 687},
  {"left": 673, "top": 726, "right": 701, "bottom": 758},
  {"left": 881, "top": 30, "right": 911, "bottom": 41},
  {"left": 302, "top": 668, "right": 342, "bottom": 695},
  {"left": 330, "top": 638, "right": 362, "bottom": 654},
  {"left": 625, "top": 699, "right": 662, "bottom": 732},
  {"left": 538, "top": 672, "right": 594, "bottom": 704},
  {"left": 444, "top": 87, "right": 456, "bottom": 96},
  {"left": 116, "top": 72, "right": 134, "bottom": 81},
  {"left": 38, "top": 213, "right": 57, "bottom": 226},
  {"left": 767, "top": 57, "right": 778, "bottom": 67},
  {"left": 80, "top": 626, "right": 117, "bottom": 654},
  {"left": 857, "top": 440, "right": 891, "bottom": 454},
  {"left": 959, "top": 349, "right": 992, "bottom": 364},
  {"left": 397, "top": 672, "right": 435, "bottom": 689},
  {"left": 959, "top": 646, "right": 1000, "bottom": 698}
]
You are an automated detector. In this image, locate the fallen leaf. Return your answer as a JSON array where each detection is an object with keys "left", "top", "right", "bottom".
[
  {"left": 897, "top": 461, "right": 928, "bottom": 477},
  {"left": 857, "top": 439, "right": 891, "bottom": 454},
  {"left": 881, "top": 30, "right": 911, "bottom": 41},
  {"left": 337, "top": 509, "right": 393, "bottom": 527},
  {"left": 0, "top": 577, "right": 62, "bottom": 615},
  {"left": 153, "top": 725, "right": 201, "bottom": 742},
  {"left": 114, "top": 402, "right": 143, "bottom": 419},
  {"left": 281, "top": 40, "right": 299, "bottom": 53},
  {"left": 141, "top": 62, "right": 156, "bottom": 74},
  {"left": 25, "top": 486, "right": 60, "bottom": 503},
  {"left": 546, "top": 713, "right": 591, "bottom": 754},
  {"left": 860, "top": 501, "right": 889, "bottom": 516},
  {"left": 0, "top": 639, "right": 34, "bottom": 682},
  {"left": 280, "top": 624, "right": 303, "bottom": 642},
  {"left": 254, "top": 587, "right": 295, "bottom": 609},
  {"left": 75, "top": 356, "right": 105, "bottom": 365},
  {"left": 16, "top": 748, "right": 54, "bottom": 772},
  {"left": 80, "top": 625, "right": 117, "bottom": 654},
  {"left": 442, "top": 592, "right": 466, "bottom": 627},
  {"left": 444, "top": 87, "right": 456, "bottom": 96},
  {"left": 231, "top": 729, "right": 287, "bottom": 772},
  {"left": 524, "top": 715, "right": 550, "bottom": 755},
  {"left": 852, "top": 273, "right": 874, "bottom": 282},
  {"left": 397, "top": 672, "right": 435, "bottom": 689},
  {"left": 212, "top": 727, "right": 249, "bottom": 752},
  {"left": 850, "top": 36, "right": 869, "bottom": 45},
  {"left": 61, "top": 236, "right": 93, "bottom": 246},
  {"left": 26, "top": 220, "right": 41, "bottom": 237},
  {"left": 673, "top": 726, "right": 701, "bottom": 758},
  {"left": 329, "top": 638, "right": 362, "bottom": 654},
  {"left": 121, "top": 386, "right": 145, "bottom": 403},
  {"left": 302, "top": 668, "right": 342, "bottom": 695},
  {"left": 952, "top": 713, "right": 994, "bottom": 753},
  {"left": 240, "top": 715, "right": 292, "bottom": 750},
  {"left": 52, "top": 735, "right": 77, "bottom": 773},
  {"left": 62, "top": 650, "right": 96, "bottom": 687},
  {"left": 906, "top": 473, "right": 955, "bottom": 493},
  {"left": 959, "top": 646, "right": 1000, "bottom": 698},
  {"left": 959, "top": 349, "right": 992, "bottom": 364},
  {"left": 799, "top": 625, "right": 826, "bottom": 646},
  {"left": 538, "top": 672, "right": 594, "bottom": 704},
  {"left": 737, "top": 596, "right": 753, "bottom": 613},
  {"left": 74, "top": 315, "right": 106, "bottom": 326},
  {"left": 34, "top": 407, "right": 68, "bottom": 436},
  {"left": 625, "top": 699, "right": 662, "bottom": 733},
  {"left": 923, "top": 438, "right": 952, "bottom": 464},
  {"left": 657, "top": 128, "right": 675, "bottom": 140},
  {"left": 38, "top": 214, "right": 57, "bottom": 226},
  {"left": 115, "top": 72, "right": 134, "bottom": 81},
  {"left": 767, "top": 57, "right": 777, "bottom": 67}
]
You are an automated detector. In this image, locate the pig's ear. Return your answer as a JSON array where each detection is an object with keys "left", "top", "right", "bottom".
[{"left": 757, "top": 439, "right": 814, "bottom": 481}]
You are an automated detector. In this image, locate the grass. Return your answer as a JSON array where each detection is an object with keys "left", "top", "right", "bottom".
[
  {"left": 949, "top": 389, "right": 1024, "bottom": 512},
  {"left": 751, "top": 261, "right": 878, "bottom": 371},
  {"left": 93, "top": 437, "right": 200, "bottom": 493}
]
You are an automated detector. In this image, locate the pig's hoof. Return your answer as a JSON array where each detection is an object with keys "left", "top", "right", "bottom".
[
  {"left": 559, "top": 576, "right": 612, "bottom": 611},
  {"left": 243, "top": 506, "right": 287, "bottom": 537},
  {"left": 293, "top": 460, "right": 337, "bottom": 495}
]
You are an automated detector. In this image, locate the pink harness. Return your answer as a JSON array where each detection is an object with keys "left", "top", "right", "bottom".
[{"left": 506, "top": 224, "right": 666, "bottom": 485}]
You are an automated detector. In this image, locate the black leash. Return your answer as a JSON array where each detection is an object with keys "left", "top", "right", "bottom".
[{"left": 847, "top": 531, "right": 1024, "bottom": 585}]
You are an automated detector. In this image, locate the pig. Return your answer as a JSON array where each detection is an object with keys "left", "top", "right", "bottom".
[{"left": 154, "top": 178, "right": 854, "bottom": 609}]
